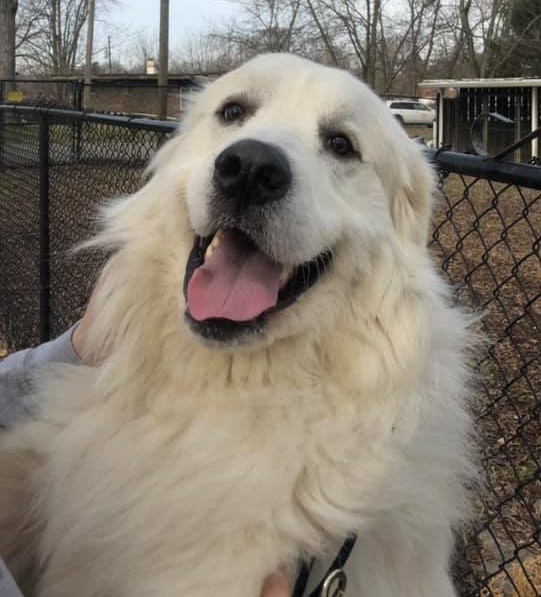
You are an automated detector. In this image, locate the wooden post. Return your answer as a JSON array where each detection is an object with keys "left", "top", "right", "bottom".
[
  {"left": 158, "top": 0, "right": 170, "bottom": 120},
  {"left": 83, "top": 0, "right": 96, "bottom": 110},
  {"left": 438, "top": 91, "right": 444, "bottom": 147},
  {"left": 532, "top": 87, "right": 539, "bottom": 159},
  {"left": 514, "top": 91, "right": 521, "bottom": 162},
  {"left": 39, "top": 113, "right": 51, "bottom": 342},
  {"left": 481, "top": 96, "right": 488, "bottom": 154},
  {"left": 0, "top": 0, "right": 17, "bottom": 90}
]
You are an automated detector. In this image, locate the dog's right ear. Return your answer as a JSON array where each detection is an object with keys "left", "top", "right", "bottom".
[
  {"left": 375, "top": 134, "right": 435, "bottom": 247},
  {"left": 144, "top": 127, "right": 184, "bottom": 181},
  {"left": 144, "top": 82, "right": 210, "bottom": 180},
  {"left": 390, "top": 141, "right": 434, "bottom": 247}
]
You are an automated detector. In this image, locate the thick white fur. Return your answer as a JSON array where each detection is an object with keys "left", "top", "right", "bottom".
[{"left": 1, "top": 54, "right": 473, "bottom": 596}]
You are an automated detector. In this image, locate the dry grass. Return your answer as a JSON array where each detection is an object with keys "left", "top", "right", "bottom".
[
  {"left": 484, "top": 554, "right": 541, "bottom": 596},
  {"left": 404, "top": 123, "right": 435, "bottom": 143}
]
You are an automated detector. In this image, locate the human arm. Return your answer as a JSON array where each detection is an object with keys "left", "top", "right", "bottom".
[
  {"left": 0, "top": 326, "right": 80, "bottom": 427},
  {"left": 0, "top": 270, "right": 103, "bottom": 428}
]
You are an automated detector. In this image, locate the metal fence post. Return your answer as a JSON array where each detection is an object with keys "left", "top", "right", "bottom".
[
  {"left": 73, "top": 80, "right": 83, "bottom": 163},
  {"left": 73, "top": 120, "right": 82, "bottom": 163},
  {"left": 0, "top": 108, "right": 4, "bottom": 167},
  {"left": 39, "top": 112, "right": 50, "bottom": 342},
  {"left": 74, "top": 80, "right": 83, "bottom": 111}
]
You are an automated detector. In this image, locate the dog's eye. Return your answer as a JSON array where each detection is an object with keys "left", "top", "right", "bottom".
[
  {"left": 221, "top": 102, "right": 246, "bottom": 123},
  {"left": 326, "top": 134, "right": 355, "bottom": 157}
]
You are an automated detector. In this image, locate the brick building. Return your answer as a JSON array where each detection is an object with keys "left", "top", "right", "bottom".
[{"left": 0, "top": 73, "right": 218, "bottom": 119}]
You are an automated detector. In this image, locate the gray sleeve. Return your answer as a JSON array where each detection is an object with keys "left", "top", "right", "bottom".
[{"left": 0, "top": 325, "right": 81, "bottom": 427}]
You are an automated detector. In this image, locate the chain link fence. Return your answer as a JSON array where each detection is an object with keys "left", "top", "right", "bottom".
[
  {"left": 1, "top": 105, "right": 541, "bottom": 596},
  {"left": 430, "top": 152, "right": 541, "bottom": 596},
  {"left": 0, "top": 106, "right": 175, "bottom": 349}
]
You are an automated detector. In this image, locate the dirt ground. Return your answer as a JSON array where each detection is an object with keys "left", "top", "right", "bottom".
[
  {"left": 431, "top": 174, "right": 541, "bottom": 595},
  {"left": 404, "top": 123, "right": 436, "bottom": 144},
  {"left": 0, "top": 161, "right": 146, "bottom": 350}
]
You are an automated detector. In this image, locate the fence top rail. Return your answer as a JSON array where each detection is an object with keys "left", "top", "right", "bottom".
[
  {"left": 0, "top": 104, "right": 179, "bottom": 134},
  {"left": 2, "top": 105, "right": 541, "bottom": 190},
  {"left": 425, "top": 148, "right": 541, "bottom": 190}
]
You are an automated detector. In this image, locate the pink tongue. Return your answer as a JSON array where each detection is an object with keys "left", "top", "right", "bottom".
[{"left": 187, "top": 230, "right": 282, "bottom": 322}]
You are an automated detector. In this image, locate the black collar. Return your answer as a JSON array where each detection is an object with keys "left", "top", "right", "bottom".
[{"left": 292, "top": 534, "right": 357, "bottom": 597}]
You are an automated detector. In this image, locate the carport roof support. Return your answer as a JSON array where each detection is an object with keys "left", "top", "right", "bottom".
[{"left": 419, "top": 78, "right": 541, "bottom": 89}]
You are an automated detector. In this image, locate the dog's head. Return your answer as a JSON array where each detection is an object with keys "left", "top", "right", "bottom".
[{"left": 124, "top": 54, "right": 434, "bottom": 351}]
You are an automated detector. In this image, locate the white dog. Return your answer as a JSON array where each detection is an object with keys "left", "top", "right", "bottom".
[{"left": 0, "top": 54, "right": 473, "bottom": 596}]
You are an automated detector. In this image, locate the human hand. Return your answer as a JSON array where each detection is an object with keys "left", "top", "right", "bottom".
[{"left": 261, "top": 571, "right": 291, "bottom": 597}]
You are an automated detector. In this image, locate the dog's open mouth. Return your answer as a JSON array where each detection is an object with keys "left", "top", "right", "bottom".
[{"left": 183, "top": 228, "right": 331, "bottom": 341}]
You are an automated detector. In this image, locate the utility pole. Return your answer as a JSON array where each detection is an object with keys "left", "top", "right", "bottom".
[
  {"left": 108, "top": 35, "right": 112, "bottom": 73},
  {"left": 0, "top": 0, "right": 18, "bottom": 94},
  {"left": 83, "top": 0, "right": 96, "bottom": 110},
  {"left": 158, "top": 0, "right": 169, "bottom": 120},
  {"left": 0, "top": 0, "right": 17, "bottom": 161}
]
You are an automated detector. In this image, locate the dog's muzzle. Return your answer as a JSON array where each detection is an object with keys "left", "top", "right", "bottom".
[
  {"left": 213, "top": 139, "right": 292, "bottom": 211},
  {"left": 184, "top": 139, "right": 332, "bottom": 344}
]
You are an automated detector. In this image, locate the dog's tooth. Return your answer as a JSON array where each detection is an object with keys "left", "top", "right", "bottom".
[
  {"left": 279, "top": 266, "right": 293, "bottom": 287},
  {"left": 204, "top": 232, "right": 223, "bottom": 260},
  {"left": 210, "top": 232, "right": 223, "bottom": 250}
]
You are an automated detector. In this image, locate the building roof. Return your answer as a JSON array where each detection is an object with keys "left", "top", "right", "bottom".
[
  {"left": 419, "top": 78, "right": 541, "bottom": 89},
  {"left": 86, "top": 73, "right": 220, "bottom": 84},
  {"left": 6, "top": 73, "right": 220, "bottom": 86}
]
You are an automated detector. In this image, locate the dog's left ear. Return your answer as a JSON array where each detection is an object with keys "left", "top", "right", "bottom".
[
  {"left": 378, "top": 138, "right": 434, "bottom": 247},
  {"left": 144, "top": 128, "right": 184, "bottom": 179}
]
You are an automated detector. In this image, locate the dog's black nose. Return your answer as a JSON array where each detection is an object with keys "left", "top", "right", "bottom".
[{"left": 214, "top": 139, "right": 292, "bottom": 208}]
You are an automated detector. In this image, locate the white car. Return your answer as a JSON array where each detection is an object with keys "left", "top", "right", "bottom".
[{"left": 385, "top": 100, "right": 436, "bottom": 126}]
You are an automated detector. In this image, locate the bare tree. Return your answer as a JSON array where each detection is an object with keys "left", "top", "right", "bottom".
[
  {"left": 303, "top": 0, "right": 340, "bottom": 65},
  {"left": 15, "top": 0, "right": 46, "bottom": 61},
  {"left": 375, "top": 0, "right": 444, "bottom": 94},
  {"left": 507, "top": 0, "right": 541, "bottom": 75},
  {"left": 131, "top": 30, "right": 159, "bottom": 72},
  {"left": 205, "top": 0, "right": 309, "bottom": 66},
  {"left": 296, "top": 0, "right": 383, "bottom": 86},
  {"left": 117, "top": 0, "right": 541, "bottom": 97},
  {"left": 170, "top": 31, "right": 237, "bottom": 73},
  {"left": 226, "top": 0, "right": 303, "bottom": 54},
  {"left": 168, "top": 0, "right": 471, "bottom": 92},
  {"left": 15, "top": 0, "right": 115, "bottom": 74},
  {"left": 451, "top": 0, "right": 541, "bottom": 77}
]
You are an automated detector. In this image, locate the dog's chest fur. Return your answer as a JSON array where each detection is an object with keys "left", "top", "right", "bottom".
[{"left": 34, "top": 370, "right": 379, "bottom": 597}]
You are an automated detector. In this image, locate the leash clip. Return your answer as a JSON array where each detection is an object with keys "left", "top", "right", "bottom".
[{"left": 320, "top": 567, "right": 347, "bottom": 597}]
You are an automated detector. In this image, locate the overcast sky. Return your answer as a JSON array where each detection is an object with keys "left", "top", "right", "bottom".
[
  {"left": 106, "top": 2, "right": 237, "bottom": 44},
  {"left": 95, "top": 1, "right": 240, "bottom": 65}
]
